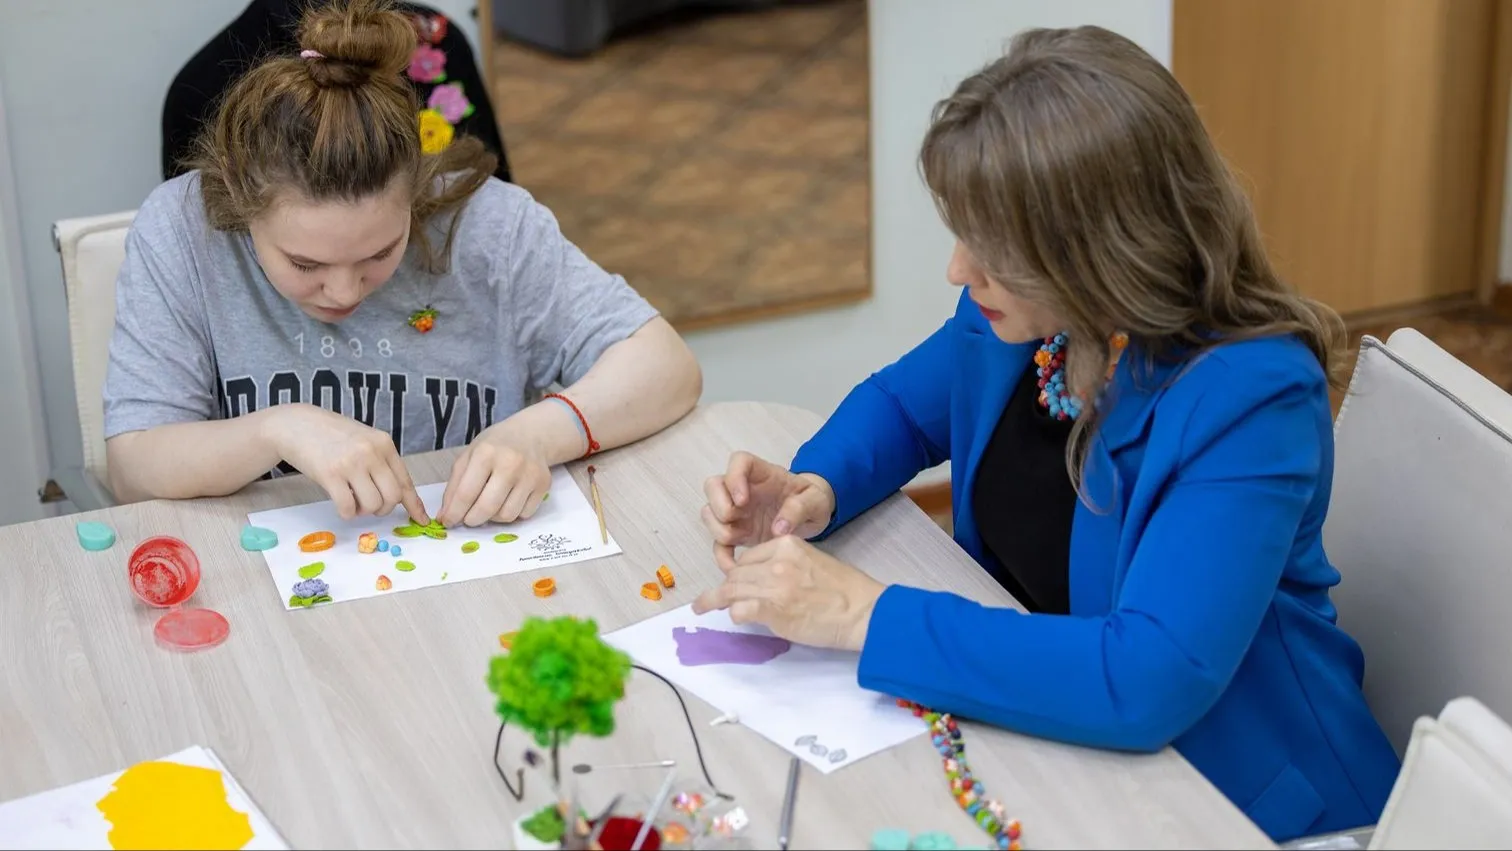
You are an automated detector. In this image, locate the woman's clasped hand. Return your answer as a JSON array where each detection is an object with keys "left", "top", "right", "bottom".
[{"left": 694, "top": 450, "right": 883, "bottom": 651}]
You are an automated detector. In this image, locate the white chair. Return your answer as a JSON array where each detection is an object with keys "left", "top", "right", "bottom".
[
  {"left": 1326, "top": 328, "right": 1512, "bottom": 755},
  {"left": 51, "top": 210, "right": 135, "bottom": 511},
  {"left": 1368, "top": 696, "right": 1512, "bottom": 849},
  {"left": 1278, "top": 328, "right": 1512, "bottom": 849}
]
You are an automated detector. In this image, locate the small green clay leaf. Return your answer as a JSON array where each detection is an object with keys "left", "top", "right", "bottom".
[
  {"left": 462, "top": 541, "right": 480, "bottom": 554},
  {"left": 393, "top": 525, "right": 423, "bottom": 538},
  {"left": 441, "top": 572, "right": 449, "bottom": 581},
  {"left": 395, "top": 560, "right": 416, "bottom": 572},
  {"left": 297, "top": 561, "right": 325, "bottom": 579},
  {"left": 424, "top": 528, "right": 448, "bottom": 540},
  {"left": 311, "top": 595, "right": 333, "bottom": 605},
  {"left": 493, "top": 533, "right": 518, "bottom": 544},
  {"left": 541, "top": 492, "right": 549, "bottom": 501}
]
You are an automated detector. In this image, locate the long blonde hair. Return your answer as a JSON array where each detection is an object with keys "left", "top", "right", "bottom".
[
  {"left": 919, "top": 25, "right": 1346, "bottom": 498},
  {"left": 187, "top": 0, "right": 495, "bottom": 273}
]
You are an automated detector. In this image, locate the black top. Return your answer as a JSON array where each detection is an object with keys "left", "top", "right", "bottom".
[
  {"left": 161, "top": 0, "right": 511, "bottom": 183},
  {"left": 970, "top": 361, "right": 1078, "bottom": 614}
]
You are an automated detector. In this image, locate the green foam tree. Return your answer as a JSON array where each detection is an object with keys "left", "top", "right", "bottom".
[{"left": 486, "top": 615, "right": 632, "bottom": 790}]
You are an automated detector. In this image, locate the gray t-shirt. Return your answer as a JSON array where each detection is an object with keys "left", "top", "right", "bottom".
[{"left": 103, "top": 172, "right": 658, "bottom": 473}]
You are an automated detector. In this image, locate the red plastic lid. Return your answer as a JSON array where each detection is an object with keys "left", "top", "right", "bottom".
[
  {"left": 128, "top": 536, "right": 201, "bottom": 607},
  {"left": 153, "top": 608, "right": 230, "bottom": 651}
]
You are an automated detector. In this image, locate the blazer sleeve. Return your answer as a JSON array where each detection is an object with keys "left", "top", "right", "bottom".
[
  {"left": 789, "top": 319, "right": 955, "bottom": 539},
  {"left": 856, "top": 356, "right": 1325, "bottom": 752}
]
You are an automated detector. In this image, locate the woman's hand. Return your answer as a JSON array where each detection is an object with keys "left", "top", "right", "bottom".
[
  {"left": 437, "top": 427, "right": 553, "bottom": 527},
  {"left": 262, "top": 404, "right": 429, "bottom": 523},
  {"left": 692, "top": 536, "right": 885, "bottom": 652},
  {"left": 702, "top": 451, "right": 836, "bottom": 547}
]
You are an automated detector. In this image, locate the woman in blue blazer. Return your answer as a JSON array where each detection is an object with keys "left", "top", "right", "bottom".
[{"left": 693, "top": 25, "right": 1400, "bottom": 843}]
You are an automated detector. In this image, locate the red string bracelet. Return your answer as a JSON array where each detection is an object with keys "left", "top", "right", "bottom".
[{"left": 544, "top": 392, "right": 599, "bottom": 458}]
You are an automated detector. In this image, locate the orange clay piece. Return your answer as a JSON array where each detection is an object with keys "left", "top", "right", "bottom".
[
  {"left": 375, "top": 575, "right": 392, "bottom": 591},
  {"left": 656, "top": 565, "right": 675, "bottom": 588},
  {"left": 532, "top": 577, "right": 556, "bottom": 597},
  {"left": 298, "top": 531, "right": 336, "bottom": 553},
  {"left": 640, "top": 582, "right": 663, "bottom": 601},
  {"left": 663, "top": 823, "right": 690, "bottom": 844},
  {"left": 499, "top": 631, "right": 519, "bottom": 649},
  {"left": 357, "top": 532, "right": 378, "bottom": 554}
]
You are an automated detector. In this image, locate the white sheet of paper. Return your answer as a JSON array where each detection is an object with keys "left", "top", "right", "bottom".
[
  {"left": 0, "top": 745, "right": 289, "bottom": 850},
  {"left": 248, "top": 465, "right": 620, "bottom": 609},
  {"left": 603, "top": 605, "right": 925, "bottom": 773}
]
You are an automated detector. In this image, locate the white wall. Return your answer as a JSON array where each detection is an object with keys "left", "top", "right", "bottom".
[
  {"left": 684, "top": 0, "right": 1174, "bottom": 487},
  {"left": 0, "top": 85, "right": 52, "bottom": 525}
]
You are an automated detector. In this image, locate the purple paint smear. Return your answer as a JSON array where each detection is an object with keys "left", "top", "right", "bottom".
[{"left": 673, "top": 627, "right": 793, "bottom": 666}]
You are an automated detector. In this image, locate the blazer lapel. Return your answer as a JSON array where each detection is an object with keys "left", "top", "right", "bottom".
[{"left": 1069, "top": 347, "right": 1181, "bottom": 613}]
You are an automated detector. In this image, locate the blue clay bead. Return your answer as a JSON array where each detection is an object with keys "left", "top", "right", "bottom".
[
  {"left": 238, "top": 524, "right": 277, "bottom": 552},
  {"left": 390, "top": 545, "right": 402, "bottom": 557},
  {"left": 869, "top": 828, "right": 911, "bottom": 851},
  {"left": 910, "top": 831, "right": 957, "bottom": 850},
  {"left": 377, "top": 539, "right": 389, "bottom": 552},
  {"left": 76, "top": 521, "right": 116, "bottom": 552}
]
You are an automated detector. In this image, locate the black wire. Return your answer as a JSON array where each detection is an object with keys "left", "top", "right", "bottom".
[
  {"left": 631, "top": 663, "right": 734, "bottom": 801},
  {"left": 492, "top": 663, "right": 733, "bottom": 802}
]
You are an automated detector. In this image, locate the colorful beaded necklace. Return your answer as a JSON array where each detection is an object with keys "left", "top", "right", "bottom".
[
  {"left": 1034, "top": 331, "right": 1130, "bottom": 420},
  {"left": 898, "top": 699, "right": 1024, "bottom": 850}
]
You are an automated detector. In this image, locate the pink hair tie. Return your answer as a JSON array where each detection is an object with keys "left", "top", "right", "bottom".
[{"left": 300, "top": 49, "right": 324, "bottom": 59}]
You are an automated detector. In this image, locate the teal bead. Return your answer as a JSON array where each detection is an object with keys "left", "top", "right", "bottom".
[
  {"left": 869, "top": 828, "right": 911, "bottom": 851},
  {"left": 75, "top": 521, "right": 115, "bottom": 551},
  {"left": 910, "top": 831, "right": 958, "bottom": 850},
  {"left": 239, "top": 525, "right": 278, "bottom": 551}
]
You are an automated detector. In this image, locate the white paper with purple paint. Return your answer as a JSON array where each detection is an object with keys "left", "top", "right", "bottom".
[{"left": 603, "top": 605, "right": 925, "bottom": 773}]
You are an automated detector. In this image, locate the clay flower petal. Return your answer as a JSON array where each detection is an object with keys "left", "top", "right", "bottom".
[
  {"left": 407, "top": 44, "right": 447, "bottom": 83},
  {"left": 426, "top": 82, "right": 472, "bottom": 124}
]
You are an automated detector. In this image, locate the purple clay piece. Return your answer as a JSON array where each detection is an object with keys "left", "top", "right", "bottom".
[
  {"left": 292, "top": 578, "right": 329, "bottom": 599},
  {"left": 672, "top": 627, "right": 793, "bottom": 667},
  {"left": 523, "top": 749, "right": 542, "bottom": 767}
]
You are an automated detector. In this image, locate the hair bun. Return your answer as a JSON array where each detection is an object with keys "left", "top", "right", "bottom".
[{"left": 297, "top": 0, "right": 415, "bottom": 89}]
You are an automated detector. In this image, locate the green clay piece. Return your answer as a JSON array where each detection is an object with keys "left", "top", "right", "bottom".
[
  {"left": 462, "top": 541, "right": 480, "bottom": 554},
  {"left": 392, "top": 524, "right": 424, "bottom": 538},
  {"left": 395, "top": 560, "right": 416, "bottom": 572},
  {"left": 441, "top": 572, "right": 448, "bottom": 581},
  {"left": 493, "top": 533, "right": 518, "bottom": 544},
  {"left": 239, "top": 525, "right": 278, "bottom": 551},
  {"left": 75, "top": 521, "right": 116, "bottom": 552},
  {"left": 521, "top": 804, "right": 565, "bottom": 843},
  {"left": 288, "top": 594, "right": 333, "bottom": 608},
  {"left": 297, "top": 561, "right": 325, "bottom": 580},
  {"left": 542, "top": 492, "right": 549, "bottom": 501},
  {"left": 419, "top": 519, "right": 449, "bottom": 540}
]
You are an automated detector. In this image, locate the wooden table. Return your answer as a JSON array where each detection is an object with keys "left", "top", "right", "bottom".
[{"left": 0, "top": 402, "right": 1275, "bottom": 849}]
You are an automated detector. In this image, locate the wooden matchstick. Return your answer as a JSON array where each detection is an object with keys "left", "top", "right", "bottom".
[{"left": 587, "top": 465, "right": 607, "bottom": 544}]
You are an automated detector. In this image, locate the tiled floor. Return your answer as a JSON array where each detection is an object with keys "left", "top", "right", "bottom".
[
  {"left": 490, "top": 0, "right": 871, "bottom": 329},
  {"left": 916, "top": 301, "right": 1512, "bottom": 532}
]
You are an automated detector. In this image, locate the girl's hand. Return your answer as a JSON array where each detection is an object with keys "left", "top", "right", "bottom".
[
  {"left": 702, "top": 451, "right": 836, "bottom": 548},
  {"left": 437, "top": 428, "right": 552, "bottom": 527},
  {"left": 692, "top": 536, "right": 885, "bottom": 652},
  {"left": 262, "top": 404, "right": 429, "bottom": 523}
]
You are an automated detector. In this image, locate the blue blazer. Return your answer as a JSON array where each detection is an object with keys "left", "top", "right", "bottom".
[{"left": 790, "top": 291, "right": 1400, "bottom": 842}]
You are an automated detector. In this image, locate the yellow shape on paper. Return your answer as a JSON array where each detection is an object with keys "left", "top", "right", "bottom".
[{"left": 96, "top": 760, "right": 253, "bottom": 850}]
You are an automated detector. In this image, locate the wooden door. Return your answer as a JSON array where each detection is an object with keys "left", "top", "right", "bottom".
[{"left": 1173, "top": 0, "right": 1501, "bottom": 315}]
